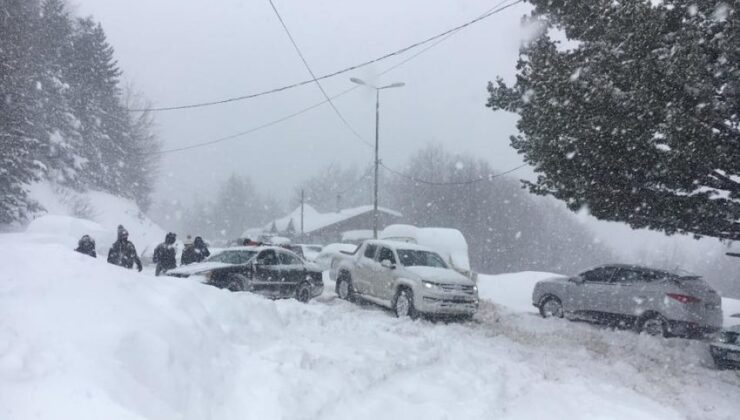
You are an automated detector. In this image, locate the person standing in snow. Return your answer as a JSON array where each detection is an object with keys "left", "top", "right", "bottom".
[
  {"left": 107, "top": 227, "right": 143, "bottom": 272},
  {"left": 75, "top": 235, "right": 97, "bottom": 258},
  {"left": 153, "top": 232, "right": 177, "bottom": 275},
  {"left": 181, "top": 236, "right": 210, "bottom": 265}
]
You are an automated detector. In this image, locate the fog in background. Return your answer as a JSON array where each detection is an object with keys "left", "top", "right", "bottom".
[{"left": 73, "top": 0, "right": 739, "bottom": 295}]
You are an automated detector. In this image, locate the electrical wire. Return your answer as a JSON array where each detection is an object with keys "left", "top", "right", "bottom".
[
  {"left": 154, "top": 0, "right": 521, "bottom": 155},
  {"left": 129, "top": 0, "right": 523, "bottom": 112},
  {"left": 380, "top": 162, "right": 528, "bottom": 185},
  {"left": 267, "top": 0, "right": 372, "bottom": 148}
]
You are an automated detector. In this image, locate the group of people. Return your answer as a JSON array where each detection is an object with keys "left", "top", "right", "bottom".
[{"left": 74, "top": 225, "right": 210, "bottom": 276}]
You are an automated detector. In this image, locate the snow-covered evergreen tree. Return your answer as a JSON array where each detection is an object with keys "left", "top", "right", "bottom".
[
  {"left": 0, "top": 0, "right": 160, "bottom": 224},
  {"left": 487, "top": 0, "right": 739, "bottom": 241}
]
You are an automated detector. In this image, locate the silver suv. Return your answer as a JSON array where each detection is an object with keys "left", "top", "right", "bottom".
[{"left": 532, "top": 264, "right": 723, "bottom": 337}]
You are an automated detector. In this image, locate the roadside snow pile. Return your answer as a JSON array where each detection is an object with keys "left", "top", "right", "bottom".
[
  {"left": 477, "top": 271, "right": 564, "bottom": 313},
  {"left": 1, "top": 234, "right": 739, "bottom": 420},
  {"left": 26, "top": 182, "right": 166, "bottom": 254}
]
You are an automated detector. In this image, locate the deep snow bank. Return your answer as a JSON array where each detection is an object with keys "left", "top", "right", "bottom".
[
  {"left": 27, "top": 182, "right": 166, "bottom": 251},
  {"left": 1, "top": 235, "right": 739, "bottom": 420}
]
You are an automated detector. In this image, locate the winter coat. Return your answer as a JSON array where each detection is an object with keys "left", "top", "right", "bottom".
[
  {"left": 107, "top": 239, "right": 142, "bottom": 271},
  {"left": 75, "top": 243, "right": 97, "bottom": 258},
  {"left": 153, "top": 243, "right": 177, "bottom": 275},
  {"left": 181, "top": 244, "right": 210, "bottom": 265}
]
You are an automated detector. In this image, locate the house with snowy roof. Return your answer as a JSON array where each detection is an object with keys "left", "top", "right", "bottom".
[{"left": 262, "top": 204, "right": 402, "bottom": 244}]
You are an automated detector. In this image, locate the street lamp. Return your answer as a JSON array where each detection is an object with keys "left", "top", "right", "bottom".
[{"left": 350, "top": 77, "right": 405, "bottom": 239}]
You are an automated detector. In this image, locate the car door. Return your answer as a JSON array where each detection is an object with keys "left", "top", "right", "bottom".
[
  {"left": 610, "top": 268, "right": 652, "bottom": 322},
  {"left": 569, "top": 266, "right": 618, "bottom": 318},
  {"left": 355, "top": 243, "right": 378, "bottom": 295},
  {"left": 277, "top": 250, "right": 305, "bottom": 298},
  {"left": 373, "top": 247, "right": 398, "bottom": 301},
  {"left": 253, "top": 250, "right": 282, "bottom": 298}
]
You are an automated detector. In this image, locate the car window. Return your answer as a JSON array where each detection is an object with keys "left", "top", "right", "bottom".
[
  {"left": 279, "top": 251, "right": 302, "bottom": 265},
  {"left": 580, "top": 267, "right": 617, "bottom": 283},
  {"left": 307, "top": 246, "right": 322, "bottom": 253},
  {"left": 207, "top": 250, "right": 256, "bottom": 264},
  {"left": 363, "top": 244, "right": 377, "bottom": 259},
  {"left": 377, "top": 247, "right": 396, "bottom": 264},
  {"left": 257, "top": 250, "right": 278, "bottom": 265},
  {"left": 397, "top": 249, "right": 448, "bottom": 268},
  {"left": 613, "top": 269, "right": 646, "bottom": 284}
]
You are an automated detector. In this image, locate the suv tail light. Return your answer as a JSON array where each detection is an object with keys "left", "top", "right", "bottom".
[{"left": 666, "top": 293, "right": 701, "bottom": 304}]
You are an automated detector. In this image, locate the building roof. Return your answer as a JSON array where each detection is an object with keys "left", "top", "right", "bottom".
[{"left": 266, "top": 204, "right": 402, "bottom": 235}]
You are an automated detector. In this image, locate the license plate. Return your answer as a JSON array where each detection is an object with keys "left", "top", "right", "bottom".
[{"left": 728, "top": 352, "right": 740, "bottom": 362}]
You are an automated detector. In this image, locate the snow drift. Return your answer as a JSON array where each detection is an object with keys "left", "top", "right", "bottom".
[{"left": 2, "top": 228, "right": 740, "bottom": 419}]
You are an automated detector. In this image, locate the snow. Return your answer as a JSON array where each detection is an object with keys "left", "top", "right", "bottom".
[
  {"left": 27, "top": 181, "right": 166, "bottom": 255},
  {"left": 380, "top": 224, "right": 471, "bottom": 272},
  {"left": 267, "top": 204, "right": 402, "bottom": 235},
  {"left": 1, "top": 224, "right": 740, "bottom": 419}
]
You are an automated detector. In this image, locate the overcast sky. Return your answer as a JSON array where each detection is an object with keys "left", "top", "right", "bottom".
[
  {"left": 71, "top": 0, "right": 735, "bottom": 277},
  {"left": 73, "top": 0, "right": 530, "bottom": 201}
]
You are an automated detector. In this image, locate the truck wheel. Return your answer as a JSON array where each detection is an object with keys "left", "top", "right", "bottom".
[
  {"left": 336, "top": 273, "right": 355, "bottom": 302},
  {"left": 393, "top": 288, "right": 419, "bottom": 319},
  {"left": 226, "top": 274, "right": 246, "bottom": 292},
  {"left": 296, "top": 282, "right": 312, "bottom": 303},
  {"left": 539, "top": 296, "right": 563, "bottom": 318}
]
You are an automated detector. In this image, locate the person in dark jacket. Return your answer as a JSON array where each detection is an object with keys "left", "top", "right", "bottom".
[
  {"left": 153, "top": 232, "right": 177, "bottom": 276},
  {"left": 107, "top": 227, "right": 142, "bottom": 272},
  {"left": 75, "top": 235, "right": 97, "bottom": 258},
  {"left": 181, "top": 236, "right": 210, "bottom": 265}
]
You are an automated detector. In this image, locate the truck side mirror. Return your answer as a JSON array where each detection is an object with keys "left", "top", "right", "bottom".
[
  {"left": 569, "top": 276, "right": 585, "bottom": 284},
  {"left": 381, "top": 259, "right": 395, "bottom": 269}
]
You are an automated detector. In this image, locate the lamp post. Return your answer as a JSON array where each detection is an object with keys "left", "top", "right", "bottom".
[{"left": 350, "top": 77, "right": 405, "bottom": 239}]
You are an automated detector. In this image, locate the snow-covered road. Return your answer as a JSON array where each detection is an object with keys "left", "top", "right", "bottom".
[{"left": 1, "top": 235, "right": 739, "bottom": 420}]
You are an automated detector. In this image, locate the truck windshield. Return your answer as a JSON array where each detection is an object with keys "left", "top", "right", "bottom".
[{"left": 397, "top": 250, "right": 448, "bottom": 268}]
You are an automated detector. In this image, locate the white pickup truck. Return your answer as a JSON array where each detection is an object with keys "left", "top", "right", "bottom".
[{"left": 333, "top": 240, "right": 479, "bottom": 319}]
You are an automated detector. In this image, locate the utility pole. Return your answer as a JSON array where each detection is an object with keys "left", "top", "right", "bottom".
[
  {"left": 349, "top": 78, "right": 405, "bottom": 239},
  {"left": 300, "top": 189, "right": 305, "bottom": 238},
  {"left": 336, "top": 193, "right": 341, "bottom": 213},
  {"left": 373, "top": 89, "right": 380, "bottom": 239}
]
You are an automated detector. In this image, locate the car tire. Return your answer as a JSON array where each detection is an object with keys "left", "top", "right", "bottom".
[
  {"left": 539, "top": 296, "right": 564, "bottom": 318},
  {"left": 393, "top": 288, "right": 419, "bottom": 320},
  {"left": 296, "top": 282, "right": 312, "bottom": 303},
  {"left": 638, "top": 313, "right": 668, "bottom": 337},
  {"left": 336, "top": 272, "right": 355, "bottom": 302},
  {"left": 226, "top": 273, "right": 247, "bottom": 292}
]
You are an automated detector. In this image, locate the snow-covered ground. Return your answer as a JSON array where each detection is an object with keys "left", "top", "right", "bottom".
[{"left": 1, "top": 229, "right": 740, "bottom": 419}]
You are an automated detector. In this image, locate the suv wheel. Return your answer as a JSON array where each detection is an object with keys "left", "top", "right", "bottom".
[
  {"left": 394, "top": 288, "right": 418, "bottom": 319},
  {"left": 296, "top": 282, "right": 312, "bottom": 303},
  {"left": 539, "top": 296, "right": 563, "bottom": 318},
  {"left": 639, "top": 314, "right": 668, "bottom": 337},
  {"left": 336, "top": 273, "right": 354, "bottom": 302}
]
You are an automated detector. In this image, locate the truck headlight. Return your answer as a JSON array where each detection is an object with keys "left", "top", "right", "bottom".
[
  {"left": 473, "top": 285, "right": 478, "bottom": 293},
  {"left": 422, "top": 281, "right": 438, "bottom": 290}
]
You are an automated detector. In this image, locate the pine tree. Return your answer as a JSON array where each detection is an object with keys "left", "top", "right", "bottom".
[
  {"left": 0, "top": 0, "right": 44, "bottom": 224},
  {"left": 487, "top": 0, "right": 739, "bottom": 240},
  {"left": 37, "top": 0, "right": 84, "bottom": 187}
]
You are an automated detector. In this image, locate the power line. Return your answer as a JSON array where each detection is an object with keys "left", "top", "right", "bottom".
[
  {"left": 129, "top": 0, "right": 523, "bottom": 112},
  {"left": 154, "top": 0, "right": 521, "bottom": 155},
  {"left": 267, "top": 0, "right": 371, "bottom": 148},
  {"left": 380, "top": 162, "right": 528, "bottom": 185}
]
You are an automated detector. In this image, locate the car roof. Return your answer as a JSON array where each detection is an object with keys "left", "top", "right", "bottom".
[
  {"left": 219, "top": 245, "right": 289, "bottom": 252},
  {"left": 588, "top": 264, "right": 697, "bottom": 277}
]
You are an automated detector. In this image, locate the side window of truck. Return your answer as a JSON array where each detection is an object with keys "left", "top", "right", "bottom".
[
  {"left": 363, "top": 244, "right": 377, "bottom": 260},
  {"left": 378, "top": 247, "right": 396, "bottom": 264}
]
